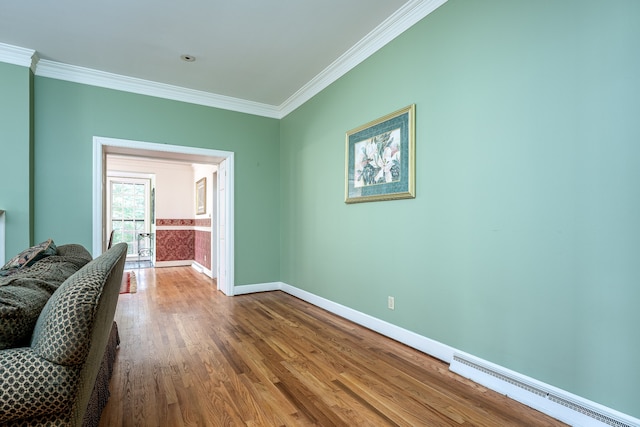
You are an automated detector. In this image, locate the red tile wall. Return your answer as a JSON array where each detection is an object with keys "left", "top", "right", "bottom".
[
  {"left": 155, "top": 229, "right": 195, "bottom": 261},
  {"left": 195, "top": 230, "right": 211, "bottom": 270},
  {"left": 155, "top": 218, "right": 211, "bottom": 269}
]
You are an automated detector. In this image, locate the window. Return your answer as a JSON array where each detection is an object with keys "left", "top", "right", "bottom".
[{"left": 108, "top": 177, "right": 151, "bottom": 256}]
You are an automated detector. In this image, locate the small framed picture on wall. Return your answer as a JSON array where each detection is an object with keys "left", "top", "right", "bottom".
[{"left": 196, "top": 177, "right": 206, "bottom": 214}]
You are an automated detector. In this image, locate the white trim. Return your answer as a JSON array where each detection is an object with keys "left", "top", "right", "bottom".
[
  {"left": 191, "top": 261, "right": 213, "bottom": 278},
  {"left": 235, "top": 281, "right": 640, "bottom": 427},
  {"left": 234, "top": 281, "right": 454, "bottom": 362},
  {"left": 155, "top": 225, "right": 194, "bottom": 231},
  {"left": 220, "top": 156, "right": 234, "bottom": 296},
  {"left": 107, "top": 170, "right": 154, "bottom": 179},
  {"left": 450, "top": 352, "right": 640, "bottom": 427},
  {"left": 35, "top": 59, "right": 280, "bottom": 118},
  {"left": 0, "top": 42, "right": 38, "bottom": 70},
  {"left": 280, "top": 282, "right": 454, "bottom": 363},
  {"left": 154, "top": 260, "right": 193, "bottom": 268},
  {"left": 15, "top": 0, "right": 446, "bottom": 119},
  {"left": 92, "top": 136, "right": 234, "bottom": 293},
  {"left": 278, "top": 0, "right": 448, "bottom": 117},
  {"left": 233, "top": 282, "right": 281, "bottom": 295}
]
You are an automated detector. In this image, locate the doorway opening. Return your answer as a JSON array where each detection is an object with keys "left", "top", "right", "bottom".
[{"left": 92, "top": 136, "right": 235, "bottom": 296}]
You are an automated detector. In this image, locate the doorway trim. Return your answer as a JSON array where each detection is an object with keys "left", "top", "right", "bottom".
[{"left": 92, "top": 136, "right": 235, "bottom": 296}]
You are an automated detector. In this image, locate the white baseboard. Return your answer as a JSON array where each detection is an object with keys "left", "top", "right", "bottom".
[
  {"left": 190, "top": 262, "right": 214, "bottom": 278},
  {"left": 154, "top": 260, "right": 215, "bottom": 281},
  {"left": 155, "top": 260, "right": 193, "bottom": 268},
  {"left": 450, "top": 352, "right": 639, "bottom": 427},
  {"left": 233, "top": 281, "right": 639, "bottom": 427},
  {"left": 234, "top": 282, "right": 281, "bottom": 295},
  {"left": 278, "top": 282, "right": 454, "bottom": 363},
  {"left": 233, "top": 281, "right": 454, "bottom": 362}
]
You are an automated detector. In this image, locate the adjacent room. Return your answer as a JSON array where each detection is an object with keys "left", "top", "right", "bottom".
[
  {"left": 106, "top": 153, "right": 218, "bottom": 275},
  {"left": 1, "top": 0, "right": 638, "bottom": 426}
]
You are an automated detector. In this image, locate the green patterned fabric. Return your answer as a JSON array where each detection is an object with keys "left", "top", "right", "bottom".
[
  {"left": 0, "top": 348, "right": 81, "bottom": 421},
  {"left": 0, "top": 239, "right": 58, "bottom": 276},
  {"left": 0, "top": 245, "right": 93, "bottom": 350},
  {"left": 82, "top": 322, "right": 120, "bottom": 427},
  {"left": 32, "top": 269, "right": 106, "bottom": 366},
  {"left": 0, "top": 243, "right": 127, "bottom": 426},
  {"left": 55, "top": 244, "right": 95, "bottom": 269}
]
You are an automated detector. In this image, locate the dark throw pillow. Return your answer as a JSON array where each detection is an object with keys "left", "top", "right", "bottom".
[{"left": 1, "top": 239, "right": 58, "bottom": 276}]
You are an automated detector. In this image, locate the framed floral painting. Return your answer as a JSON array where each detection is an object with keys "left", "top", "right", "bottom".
[{"left": 345, "top": 104, "right": 415, "bottom": 203}]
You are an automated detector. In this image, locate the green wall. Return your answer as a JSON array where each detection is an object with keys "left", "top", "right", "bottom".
[
  {"left": 33, "top": 78, "right": 281, "bottom": 285},
  {"left": 0, "top": 62, "right": 33, "bottom": 259},
  {"left": 280, "top": 0, "right": 640, "bottom": 418},
  {"left": 2, "top": 0, "right": 638, "bottom": 419}
]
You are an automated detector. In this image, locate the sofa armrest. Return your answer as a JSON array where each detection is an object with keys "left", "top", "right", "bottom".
[{"left": 0, "top": 347, "right": 80, "bottom": 423}]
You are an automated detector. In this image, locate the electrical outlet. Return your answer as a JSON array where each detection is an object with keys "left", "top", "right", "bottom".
[{"left": 388, "top": 296, "right": 395, "bottom": 310}]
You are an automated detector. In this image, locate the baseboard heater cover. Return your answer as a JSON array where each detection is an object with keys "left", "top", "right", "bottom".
[{"left": 450, "top": 353, "right": 639, "bottom": 427}]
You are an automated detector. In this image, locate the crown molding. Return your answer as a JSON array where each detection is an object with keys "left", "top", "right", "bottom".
[
  {"left": 34, "top": 59, "right": 281, "bottom": 118},
  {"left": 4, "top": 0, "right": 447, "bottom": 119},
  {"left": 0, "top": 42, "right": 38, "bottom": 71},
  {"left": 277, "top": 0, "right": 448, "bottom": 117}
]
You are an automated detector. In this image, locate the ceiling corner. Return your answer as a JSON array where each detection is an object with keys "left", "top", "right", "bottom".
[{"left": 0, "top": 42, "right": 37, "bottom": 70}]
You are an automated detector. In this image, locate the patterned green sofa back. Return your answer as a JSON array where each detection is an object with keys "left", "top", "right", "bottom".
[{"left": 31, "top": 242, "right": 127, "bottom": 366}]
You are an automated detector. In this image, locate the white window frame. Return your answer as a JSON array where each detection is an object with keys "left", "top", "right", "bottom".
[{"left": 106, "top": 173, "right": 153, "bottom": 259}]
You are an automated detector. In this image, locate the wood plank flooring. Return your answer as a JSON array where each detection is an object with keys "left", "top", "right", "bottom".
[{"left": 99, "top": 267, "right": 567, "bottom": 426}]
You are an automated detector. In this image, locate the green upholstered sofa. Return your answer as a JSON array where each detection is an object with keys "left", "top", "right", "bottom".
[{"left": 0, "top": 242, "right": 127, "bottom": 426}]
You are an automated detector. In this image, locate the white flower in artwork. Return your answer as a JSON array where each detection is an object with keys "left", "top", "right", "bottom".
[{"left": 354, "top": 128, "right": 401, "bottom": 188}]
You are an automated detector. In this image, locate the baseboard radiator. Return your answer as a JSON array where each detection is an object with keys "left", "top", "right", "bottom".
[{"left": 450, "top": 353, "right": 639, "bottom": 427}]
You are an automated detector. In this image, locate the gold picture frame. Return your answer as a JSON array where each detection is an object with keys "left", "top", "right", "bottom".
[
  {"left": 345, "top": 104, "right": 416, "bottom": 203},
  {"left": 196, "top": 177, "right": 206, "bottom": 214}
]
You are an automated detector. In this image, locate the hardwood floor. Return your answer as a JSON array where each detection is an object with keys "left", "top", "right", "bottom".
[{"left": 99, "top": 267, "right": 567, "bottom": 426}]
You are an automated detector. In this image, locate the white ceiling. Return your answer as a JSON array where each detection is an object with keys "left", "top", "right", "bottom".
[{"left": 0, "top": 0, "right": 436, "bottom": 113}]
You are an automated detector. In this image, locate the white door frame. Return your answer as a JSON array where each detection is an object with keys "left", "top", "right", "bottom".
[{"left": 92, "top": 136, "right": 235, "bottom": 296}]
